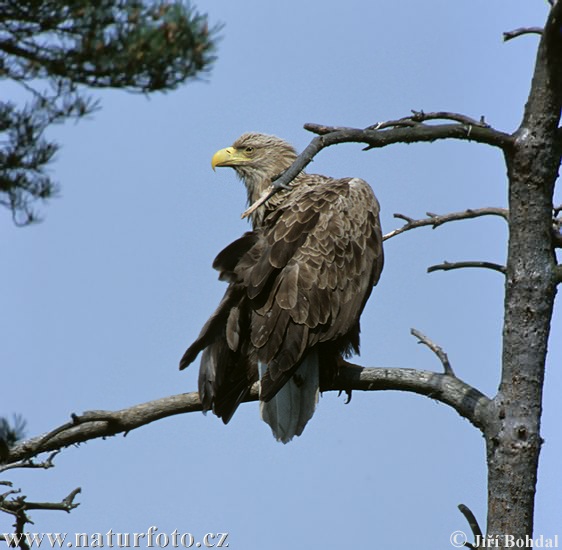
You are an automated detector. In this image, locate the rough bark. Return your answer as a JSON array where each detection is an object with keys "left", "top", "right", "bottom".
[{"left": 483, "top": 4, "right": 561, "bottom": 543}]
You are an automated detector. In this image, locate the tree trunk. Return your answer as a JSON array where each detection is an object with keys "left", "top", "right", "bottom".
[{"left": 485, "top": 5, "right": 561, "bottom": 543}]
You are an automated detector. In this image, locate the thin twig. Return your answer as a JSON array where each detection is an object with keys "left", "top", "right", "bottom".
[
  {"left": 410, "top": 328, "right": 455, "bottom": 376},
  {"left": 0, "top": 488, "right": 20, "bottom": 501},
  {"left": 366, "top": 110, "right": 490, "bottom": 130},
  {"left": 22, "top": 488, "right": 81, "bottom": 512},
  {"left": 458, "top": 503, "right": 483, "bottom": 549},
  {"left": 503, "top": 27, "right": 543, "bottom": 42},
  {"left": 1, "top": 488, "right": 81, "bottom": 514},
  {"left": 0, "top": 451, "right": 59, "bottom": 474},
  {"left": 383, "top": 207, "right": 508, "bottom": 241},
  {"left": 428, "top": 261, "right": 506, "bottom": 275},
  {"left": 0, "top": 487, "right": 81, "bottom": 550}
]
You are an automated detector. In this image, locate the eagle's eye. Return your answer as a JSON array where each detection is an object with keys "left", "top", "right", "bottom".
[{"left": 244, "top": 146, "right": 254, "bottom": 154}]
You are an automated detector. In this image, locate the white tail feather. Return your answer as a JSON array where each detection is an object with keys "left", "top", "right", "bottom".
[{"left": 259, "top": 351, "right": 319, "bottom": 443}]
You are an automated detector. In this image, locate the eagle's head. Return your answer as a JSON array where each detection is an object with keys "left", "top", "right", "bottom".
[{"left": 211, "top": 133, "right": 299, "bottom": 225}]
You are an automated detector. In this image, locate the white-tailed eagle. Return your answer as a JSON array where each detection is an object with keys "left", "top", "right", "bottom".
[{"left": 180, "top": 133, "right": 383, "bottom": 442}]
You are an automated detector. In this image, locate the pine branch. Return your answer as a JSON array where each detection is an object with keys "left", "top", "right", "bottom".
[{"left": 0, "top": 1, "right": 220, "bottom": 225}]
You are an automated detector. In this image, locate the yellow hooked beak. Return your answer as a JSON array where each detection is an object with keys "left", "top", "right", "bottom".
[{"left": 211, "top": 147, "right": 251, "bottom": 171}]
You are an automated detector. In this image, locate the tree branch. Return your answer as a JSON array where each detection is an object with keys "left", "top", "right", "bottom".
[
  {"left": 328, "top": 364, "right": 490, "bottom": 432},
  {"left": 17, "top": 487, "right": 81, "bottom": 513},
  {"left": 503, "top": 27, "right": 543, "bottom": 42},
  {"left": 427, "top": 261, "right": 507, "bottom": 275},
  {"left": 0, "top": 451, "right": 59, "bottom": 474},
  {"left": 410, "top": 328, "right": 454, "bottom": 375},
  {"left": 241, "top": 116, "right": 513, "bottom": 219},
  {"left": 5, "top": 363, "right": 491, "bottom": 465},
  {"left": 458, "top": 503, "right": 484, "bottom": 549},
  {"left": 0, "top": 487, "right": 81, "bottom": 550},
  {"left": 382, "top": 207, "right": 508, "bottom": 241}
]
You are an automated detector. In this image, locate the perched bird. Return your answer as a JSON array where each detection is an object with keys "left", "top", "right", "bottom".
[{"left": 180, "top": 133, "right": 384, "bottom": 442}]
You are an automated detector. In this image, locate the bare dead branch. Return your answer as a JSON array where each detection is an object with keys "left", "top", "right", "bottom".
[
  {"left": 0, "top": 487, "right": 81, "bottom": 550},
  {"left": 503, "top": 27, "right": 543, "bottom": 42},
  {"left": 1, "top": 488, "right": 81, "bottom": 515},
  {"left": 383, "top": 207, "right": 508, "bottom": 241},
  {"left": 241, "top": 117, "right": 513, "bottom": 218},
  {"left": 0, "top": 487, "right": 20, "bottom": 501},
  {"left": 458, "top": 503, "right": 484, "bottom": 549},
  {"left": 368, "top": 110, "right": 490, "bottom": 130},
  {"left": 410, "top": 328, "right": 454, "bottom": 376},
  {"left": 5, "top": 363, "right": 491, "bottom": 464},
  {"left": 23, "top": 488, "right": 81, "bottom": 512},
  {"left": 0, "top": 451, "right": 59, "bottom": 474},
  {"left": 328, "top": 363, "right": 490, "bottom": 431},
  {"left": 427, "top": 261, "right": 507, "bottom": 275},
  {"left": 311, "top": 112, "right": 491, "bottom": 134}
]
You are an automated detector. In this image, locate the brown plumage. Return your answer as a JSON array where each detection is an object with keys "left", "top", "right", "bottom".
[{"left": 180, "top": 133, "right": 384, "bottom": 442}]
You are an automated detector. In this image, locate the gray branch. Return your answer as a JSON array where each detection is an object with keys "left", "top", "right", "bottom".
[
  {"left": 503, "top": 27, "right": 543, "bottom": 42},
  {"left": 0, "top": 451, "right": 59, "bottom": 473},
  {"left": 427, "top": 261, "right": 507, "bottom": 275},
  {"left": 458, "top": 503, "right": 484, "bottom": 549},
  {"left": 241, "top": 115, "right": 513, "bottom": 217},
  {"left": 0, "top": 487, "right": 80, "bottom": 550},
  {"left": 5, "top": 363, "right": 491, "bottom": 465},
  {"left": 383, "top": 207, "right": 508, "bottom": 241},
  {"left": 410, "top": 328, "right": 454, "bottom": 376}
]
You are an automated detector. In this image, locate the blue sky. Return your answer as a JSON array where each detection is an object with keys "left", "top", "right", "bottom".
[{"left": 2, "top": 1, "right": 561, "bottom": 549}]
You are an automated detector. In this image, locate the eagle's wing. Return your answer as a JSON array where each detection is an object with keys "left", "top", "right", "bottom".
[
  {"left": 179, "top": 232, "right": 259, "bottom": 422},
  {"left": 237, "top": 176, "right": 384, "bottom": 402}
]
